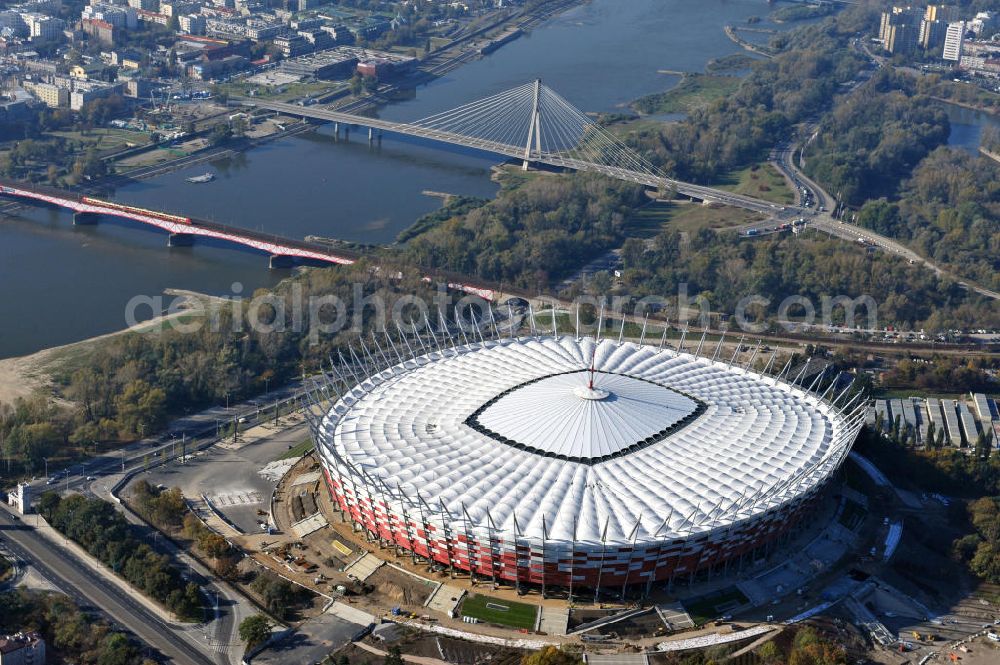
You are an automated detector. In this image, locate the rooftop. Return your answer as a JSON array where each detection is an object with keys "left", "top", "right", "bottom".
[{"left": 317, "top": 336, "right": 863, "bottom": 545}]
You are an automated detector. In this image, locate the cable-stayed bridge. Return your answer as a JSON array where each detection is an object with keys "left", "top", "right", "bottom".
[{"left": 244, "top": 80, "right": 788, "bottom": 215}]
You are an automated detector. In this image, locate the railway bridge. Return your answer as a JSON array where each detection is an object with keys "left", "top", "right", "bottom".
[
  {"left": 0, "top": 178, "right": 359, "bottom": 268},
  {"left": 0, "top": 179, "right": 496, "bottom": 298}
]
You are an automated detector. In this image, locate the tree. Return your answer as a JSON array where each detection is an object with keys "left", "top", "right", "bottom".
[
  {"left": 756, "top": 640, "right": 781, "bottom": 665},
  {"left": 239, "top": 614, "right": 272, "bottom": 648},
  {"left": 251, "top": 572, "right": 297, "bottom": 618},
  {"left": 522, "top": 647, "right": 582, "bottom": 665},
  {"left": 208, "top": 123, "right": 233, "bottom": 146},
  {"left": 621, "top": 238, "right": 646, "bottom": 270},
  {"left": 384, "top": 646, "right": 404, "bottom": 665}
]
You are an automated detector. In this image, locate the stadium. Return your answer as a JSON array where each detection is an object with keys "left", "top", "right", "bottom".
[{"left": 311, "top": 333, "right": 866, "bottom": 596}]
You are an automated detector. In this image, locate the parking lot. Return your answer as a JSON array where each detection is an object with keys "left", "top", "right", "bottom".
[{"left": 130, "top": 422, "right": 311, "bottom": 533}]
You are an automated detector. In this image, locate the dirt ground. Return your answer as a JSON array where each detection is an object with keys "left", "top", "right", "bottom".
[
  {"left": 334, "top": 628, "right": 529, "bottom": 665},
  {"left": 0, "top": 352, "right": 51, "bottom": 404}
]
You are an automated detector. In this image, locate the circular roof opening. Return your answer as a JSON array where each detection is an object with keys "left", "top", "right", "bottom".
[{"left": 470, "top": 370, "right": 700, "bottom": 461}]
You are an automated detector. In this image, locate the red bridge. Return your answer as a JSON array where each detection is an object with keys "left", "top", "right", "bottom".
[
  {"left": 0, "top": 178, "right": 496, "bottom": 300},
  {"left": 0, "top": 178, "right": 361, "bottom": 269}
]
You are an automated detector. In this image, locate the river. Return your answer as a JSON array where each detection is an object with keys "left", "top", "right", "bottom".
[
  {"left": 942, "top": 102, "right": 1000, "bottom": 155},
  {"left": 0, "top": 0, "right": 798, "bottom": 359}
]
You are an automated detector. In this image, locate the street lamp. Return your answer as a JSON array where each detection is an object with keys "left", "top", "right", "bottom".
[{"left": 43, "top": 457, "right": 48, "bottom": 482}]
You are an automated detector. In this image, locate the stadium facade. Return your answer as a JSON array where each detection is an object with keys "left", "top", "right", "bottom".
[{"left": 309, "top": 333, "right": 866, "bottom": 595}]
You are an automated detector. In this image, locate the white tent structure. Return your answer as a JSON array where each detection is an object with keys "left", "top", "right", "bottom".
[{"left": 309, "top": 331, "right": 866, "bottom": 597}]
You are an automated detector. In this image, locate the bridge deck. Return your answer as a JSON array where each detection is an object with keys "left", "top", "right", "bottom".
[
  {"left": 0, "top": 177, "right": 361, "bottom": 266},
  {"left": 0, "top": 178, "right": 498, "bottom": 300},
  {"left": 245, "top": 100, "right": 786, "bottom": 216}
]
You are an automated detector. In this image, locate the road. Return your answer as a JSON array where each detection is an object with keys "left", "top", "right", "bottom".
[
  {"left": 92, "top": 477, "right": 248, "bottom": 665},
  {"left": 0, "top": 508, "right": 216, "bottom": 665},
  {"left": 770, "top": 131, "right": 1000, "bottom": 302},
  {"left": 19, "top": 384, "right": 311, "bottom": 664}
]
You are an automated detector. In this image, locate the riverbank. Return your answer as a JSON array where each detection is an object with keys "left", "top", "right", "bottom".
[
  {"left": 0, "top": 290, "right": 217, "bottom": 406},
  {"left": 932, "top": 95, "right": 1000, "bottom": 117},
  {"left": 723, "top": 24, "right": 775, "bottom": 59},
  {"left": 632, "top": 73, "right": 742, "bottom": 115}
]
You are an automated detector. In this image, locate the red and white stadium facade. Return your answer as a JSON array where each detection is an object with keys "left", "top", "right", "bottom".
[{"left": 310, "top": 334, "right": 866, "bottom": 595}]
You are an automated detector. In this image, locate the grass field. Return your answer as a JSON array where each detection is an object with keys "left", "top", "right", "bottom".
[
  {"left": 712, "top": 163, "right": 795, "bottom": 205},
  {"left": 460, "top": 593, "right": 538, "bottom": 630},
  {"left": 278, "top": 437, "right": 315, "bottom": 460},
  {"left": 48, "top": 128, "right": 150, "bottom": 152},
  {"left": 684, "top": 586, "right": 750, "bottom": 626},
  {"left": 624, "top": 199, "right": 765, "bottom": 238},
  {"left": 215, "top": 79, "right": 346, "bottom": 102},
  {"left": 633, "top": 74, "right": 742, "bottom": 115}
]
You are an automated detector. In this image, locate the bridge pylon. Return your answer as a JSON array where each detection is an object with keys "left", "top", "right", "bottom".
[{"left": 522, "top": 78, "right": 542, "bottom": 171}]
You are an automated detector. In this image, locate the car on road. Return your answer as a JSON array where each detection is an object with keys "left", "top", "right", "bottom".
[{"left": 86, "top": 476, "right": 96, "bottom": 481}]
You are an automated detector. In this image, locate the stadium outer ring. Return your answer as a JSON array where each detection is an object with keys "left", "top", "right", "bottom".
[{"left": 310, "top": 335, "right": 867, "bottom": 595}]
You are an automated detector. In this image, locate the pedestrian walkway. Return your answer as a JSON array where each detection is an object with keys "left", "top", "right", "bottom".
[
  {"left": 291, "top": 512, "right": 328, "bottom": 538},
  {"left": 655, "top": 602, "right": 695, "bottom": 630},
  {"left": 344, "top": 552, "right": 385, "bottom": 582},
  {"left": 425, "top": 583, "right": 464, "bottom": 616},
  {"left": 538, "top": 605, "right": 570, "bottom": 636}
]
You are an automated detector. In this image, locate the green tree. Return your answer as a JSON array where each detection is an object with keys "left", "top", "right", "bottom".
[
  {"left": 239, "top": 614, "right": 272, "bottom": 648},
  {"left": 384, "top": 646, "right": 404, "bottom": 665},
  {"left": 521, "top": 647, "right": 582, "bottom": 665}
]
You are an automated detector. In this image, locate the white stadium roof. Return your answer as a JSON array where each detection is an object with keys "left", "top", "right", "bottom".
[{"left": 316, "top": 336, "right": 859, "bottom": 547}]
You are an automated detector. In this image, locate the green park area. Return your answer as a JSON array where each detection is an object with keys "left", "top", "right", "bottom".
[
  {"left": 625, "top": 199, "right": 764, "bottom": 238},
  {"left": 632, "top": 74, "right": 742, "bottom": 115},
  {"left": 713, "top": 163, "right": 795, "bottom": 204}
]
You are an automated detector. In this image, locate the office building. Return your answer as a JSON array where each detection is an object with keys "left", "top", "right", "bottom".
[{"left": 943, "top": 20, "right": 965, "bottom": 61}]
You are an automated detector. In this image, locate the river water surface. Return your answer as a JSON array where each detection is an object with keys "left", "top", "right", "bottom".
[{"left": 1, "top": 0, "right": 801, "bottom": 358}]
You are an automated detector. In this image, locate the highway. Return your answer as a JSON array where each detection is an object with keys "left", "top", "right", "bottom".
[{"left": 0, "top": 508, "right": 216, "bottom": 665}]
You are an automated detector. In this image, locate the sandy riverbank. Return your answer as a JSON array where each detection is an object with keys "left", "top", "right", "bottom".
[{"left": 0, "top": 289, "right": 223, "bottom": 407}]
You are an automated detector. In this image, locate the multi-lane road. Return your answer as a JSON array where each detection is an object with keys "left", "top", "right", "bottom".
[
  {"left": 6, "top": 380, "right": 312, "bottom": 665},
  {"left": 0, "top": 507, "right": 216, "bottom": 665},
  {"left": 770, "top": 134, "right": 1000, "bottom": 302}
]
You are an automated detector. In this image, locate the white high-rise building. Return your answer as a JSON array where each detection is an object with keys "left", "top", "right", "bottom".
[{"left": 943, "top": 20, "right": 965, "bottom": 61}]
